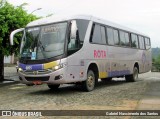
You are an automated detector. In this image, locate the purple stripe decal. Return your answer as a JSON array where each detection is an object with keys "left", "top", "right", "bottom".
[
  {"left": 108, "top": 70, "right": 130, "bottom": 77},
  {"left": 19, "top": 63, "right": 43, "bottom": 70}
]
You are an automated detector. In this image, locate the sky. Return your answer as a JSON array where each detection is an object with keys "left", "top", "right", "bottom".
[{"left": 8, "top": 0, "right": 160, "bottom": 48}]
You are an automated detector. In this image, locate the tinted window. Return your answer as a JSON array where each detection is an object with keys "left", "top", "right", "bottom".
[
  {"left": 91, "top": 24, "right": 106, "bottom": 44},
  {"left": 119, "top": 31, "right": 126, "bottom": 46},
  {"left": 113, "top": 29, "right": 119, "bottom": 45},
  {"left": 107, "top": 27, "right": 114, "bottom": 45},
  {"left": 68, "top": 20, "right": 89, "bottom": 56},
  {"left": 91, "top": 24, "right": 101, "bottom": 44},
  {"left": 145, "top": 37, "right": 151, "bottom": 49},
  {"left": 139, "top": 36, "right": 145, "bottom": 49},
  {"left": 119, "top": 31, "right": 130, "bottom": 46},
  {"left": 125, "top": 32, "right": 130, "bottom": 46},
  {"left": 76, "top": 19, "right": 89, "bottom": 42},
  {"left": 100, "top": 26, "right": 107, "bottom": 44},
  {"left": 131, "top": 34, "right": 139, "bottom": 48}
]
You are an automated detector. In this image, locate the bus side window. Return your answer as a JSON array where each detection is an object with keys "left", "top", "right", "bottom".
[
  {"left": 113, "top": 29, "right": 119, "bottom": 45},
  {"left": 119, "top": 31, "right": 126, "bottom": 46},
  {"left": 131, "top": 34, "right": 139, "bottom": 48},
  {"left": 124, "top": 32, "right": 130, "bottom": 47},
  {"left": 100, "top": 26, "right": 107, "bottom": 44},
  {"left": 119, "top": 31, "right": 130, "bottom": 47},
  {"left": 145, "top": 37, "right": 151, "bottom": 49},
  {"left": 106, "top": 27, "right": 114, "bottom": 45},
  {"left": 138, "top": 36, "right": 145, "bottom": 49},
  {"left": 90, "top": 24, "right": 106, "bottom": 45},
  {"left": 91, "top": 24, "right": 102, "bottom": 44}
]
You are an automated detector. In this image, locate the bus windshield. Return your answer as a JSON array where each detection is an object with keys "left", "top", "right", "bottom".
[{"left": 20, "top": 22, "right": 67, "bottom": 60}]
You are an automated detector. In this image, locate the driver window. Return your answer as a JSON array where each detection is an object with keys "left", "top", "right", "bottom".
[
  {"left": 67, "top": 21, "right": 80, "bottom": 55},
  {"left": 67, "top": 19, "right": 89, "bottom": 56},
  {"left": 68, "top": 39, "right": 76, "bottom": 49},
  {"left": 68, "top": 31, "right": 79, "bottom": 50}
]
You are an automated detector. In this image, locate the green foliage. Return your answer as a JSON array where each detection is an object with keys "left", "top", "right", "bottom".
[
  {"left": 0, "top": 1, "right": 38, "bottom": 56},
  {"left": 152, "top": 54, "right": 160, "bottom": 72},
  {"left": 155, "top": 55, "right": 160, "bottom": 64},
  {"left": 152, "top": 47, "right": 160, "bottom": 59}
]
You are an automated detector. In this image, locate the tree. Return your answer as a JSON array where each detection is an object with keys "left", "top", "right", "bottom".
[
  {"left": 152, "top": 53, "right": 160, "bottom": 72},
  {"left": 0, "top": 1, "right": 38, "bottom": 81}
]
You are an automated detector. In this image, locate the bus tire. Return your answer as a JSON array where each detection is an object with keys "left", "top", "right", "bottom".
[
  {"left": 48, "top": 84, "right": 60, "bottom": 90},
  {"left": 125, "top": 67, "right": 138, "bottom": 82},
  {"left": 82, "top": 70, "right": 96, "bottom": 92}
]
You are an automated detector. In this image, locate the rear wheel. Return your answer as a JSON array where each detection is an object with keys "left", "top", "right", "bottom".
[
  {"left": 125, "top": 67, "right": 138, "bottom": 82},
  {"left": 48, "top": 84, "right": 60, "bottom": 90},
  {"left": 82, "top": 70, "right": 97, "bottom": 92}
]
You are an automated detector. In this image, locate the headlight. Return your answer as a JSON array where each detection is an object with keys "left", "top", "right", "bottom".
[
  {"left": 54, "top": 65, "right": 60, "bottom": 70},
  {"left": 18, "top": 68, "right": 23, "bottom": 71},
  {"left": 52, "top": 63, "right": 67, "bottom": 71}
]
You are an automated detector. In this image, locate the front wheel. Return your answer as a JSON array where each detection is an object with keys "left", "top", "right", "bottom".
[
  {"left": 48, "top": 84, "right": 60, "bottom": 90},
  {"left": 125, "top": 67, "right": 138, "bottom": 82},
  {"left": 82, "top": 70, "right": 96, "bottom": 92}
]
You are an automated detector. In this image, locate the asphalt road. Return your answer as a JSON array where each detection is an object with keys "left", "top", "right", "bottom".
[{"left": 0, "top": 70, "right": 160, "bottom": 119}]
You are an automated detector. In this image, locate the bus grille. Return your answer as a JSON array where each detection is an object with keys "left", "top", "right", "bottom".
[{"left": 21, "top": 69, "right": 52, "bottom": 75}]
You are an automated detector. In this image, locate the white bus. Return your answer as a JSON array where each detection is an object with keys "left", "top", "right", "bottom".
[{"left": 10, "top": 15, "right": 152, "bottom": 91}]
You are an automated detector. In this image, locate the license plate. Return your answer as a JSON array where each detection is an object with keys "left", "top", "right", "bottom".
[{"left": 33, "top": 81, "right": 42, "bottom": 85}]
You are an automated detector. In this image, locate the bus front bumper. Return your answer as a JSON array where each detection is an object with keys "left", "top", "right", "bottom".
[{"left": 18, "top": 67, "right": 68, "bottom": 85}]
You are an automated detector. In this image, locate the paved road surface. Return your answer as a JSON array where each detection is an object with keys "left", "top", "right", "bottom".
[{"left": 1, "top": 68, "right": 160, "bottom": 119}]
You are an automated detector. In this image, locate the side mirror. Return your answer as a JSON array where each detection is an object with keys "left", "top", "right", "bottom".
[
  {"left": 70, "top": 20, "right": 78, "bottom": 40},
  {"left": 10, "top": 28, "right": 24, "bottom": 45}
]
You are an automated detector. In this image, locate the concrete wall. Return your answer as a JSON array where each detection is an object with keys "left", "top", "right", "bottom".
[
  {"left": 4, "top": 54, "right": 15, "bottom": 64},
  {"left": 4, "top": 56, "right": 11, "bottom": 63}
]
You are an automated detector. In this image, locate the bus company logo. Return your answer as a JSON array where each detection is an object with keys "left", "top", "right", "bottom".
[
  {"left": 2, "top": 111, "right": 12, "bottom": 116},
  {"left": 26, "top": 66, "right": 32, "bottom": 70},
  {"left": 94, "top": 50, "right": 106, "bottom": 59},
  {"left": 33, "top": 71, "right": 38, "bottom": 75}
]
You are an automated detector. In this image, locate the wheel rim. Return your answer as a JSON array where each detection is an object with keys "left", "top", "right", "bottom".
[
  {"left": 87, "top": 76, "right": 94, "bottom": 87},
  {"left": 87, "top": 73, "right": 95, "bottom": 90}
]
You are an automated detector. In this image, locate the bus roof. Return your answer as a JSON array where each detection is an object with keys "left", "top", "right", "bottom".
[{"left": 27, "top": 14, "right": 149, "bottom": 37}]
